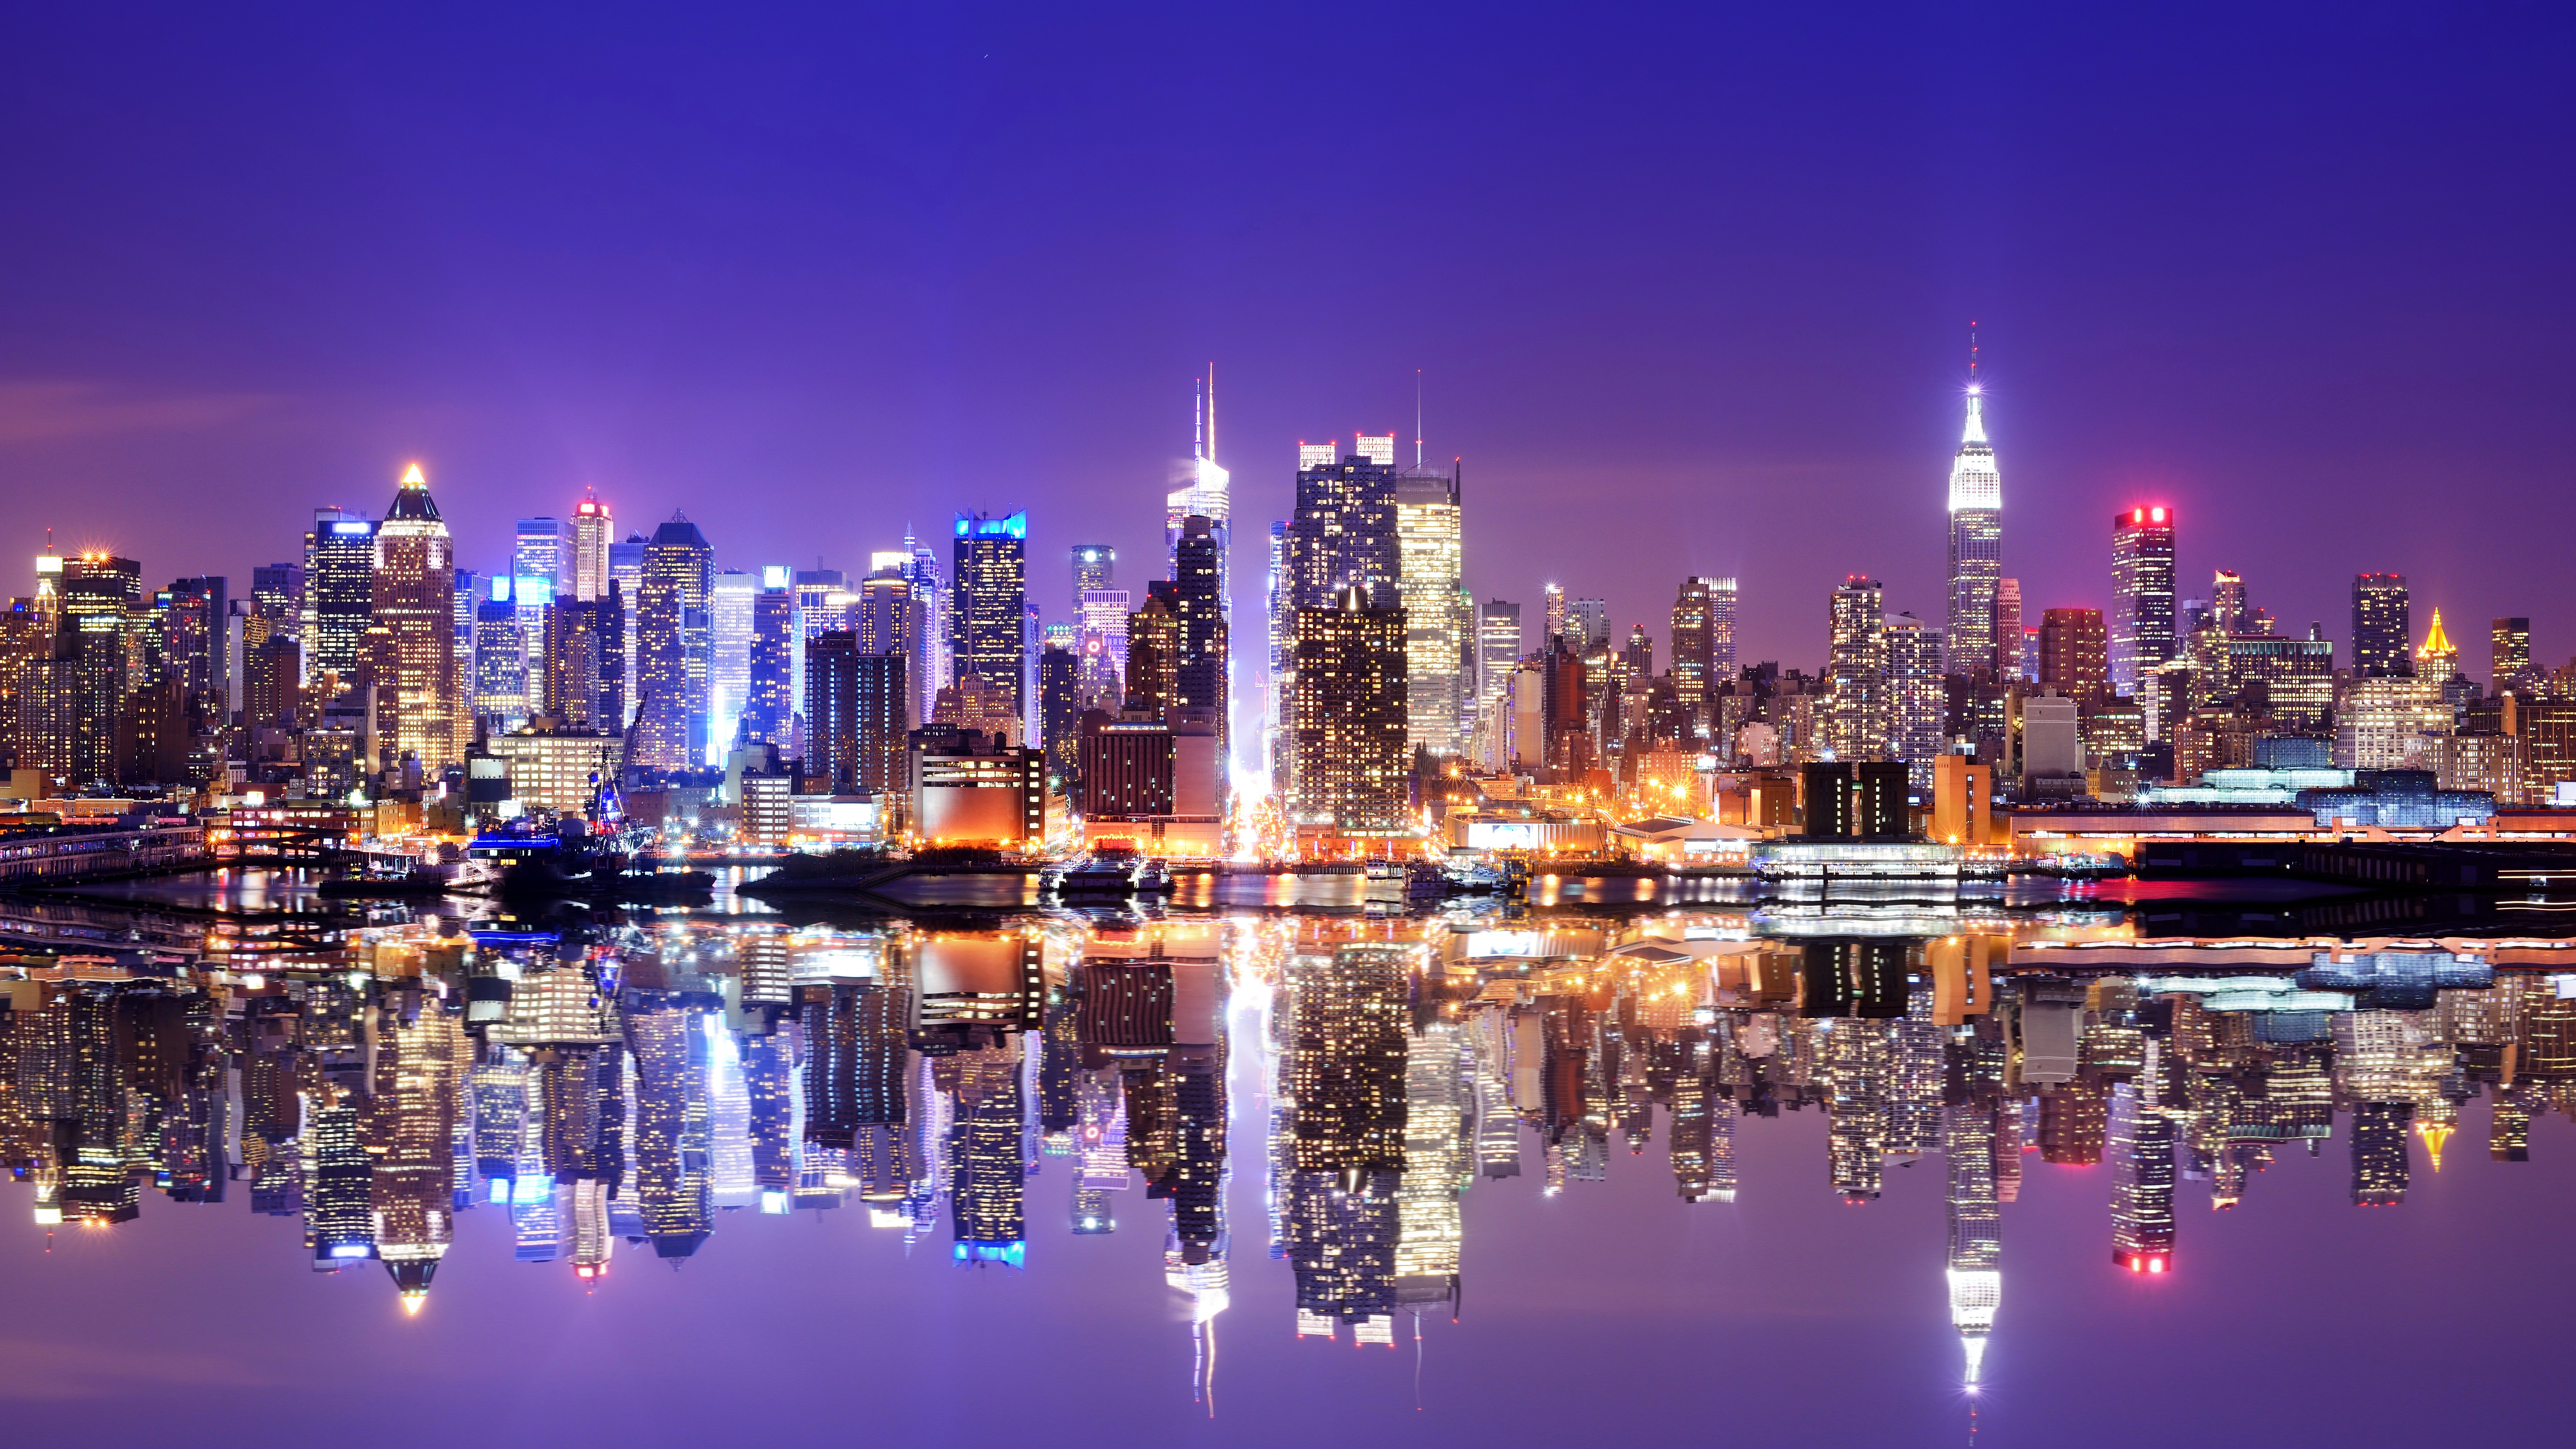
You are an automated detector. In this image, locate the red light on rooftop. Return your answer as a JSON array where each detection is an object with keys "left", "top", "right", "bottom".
[{"left": 2150, "top": 506, "right": 2166, "bottom": 522}]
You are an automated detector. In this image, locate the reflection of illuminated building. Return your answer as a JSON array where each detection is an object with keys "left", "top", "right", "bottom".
[
  {"left": 1944, "top": 1103, "right": 2002, "bottom": 1385},
  {"left": 625, "top": 992, "right": 715, "bottom": 1260},
  {"left": 1284, "top": 945, "right": 1410, "bottom": 1173},
  {"left": 1287, "top": 1168, "right": 1400, "bottom": 1337},
  {"left": 947, "top": 1044, "right": 1026, "bottom": 1265},
  {"left": 369, "top": 1001, "right": 465, "bottom": 1310},
  {"left": 2350, "top": 1101, "right": 2412, "bottom": 1207},
  {"left": 1394, "top": 1021, "right": 1467, "bottom": 1312},
  {"left": 1822, "top": 1020, "right": 1889, "bottom": 1203},
  {"left": 2108, "top": 1061, "right": 2176, "bottom": 1273}
]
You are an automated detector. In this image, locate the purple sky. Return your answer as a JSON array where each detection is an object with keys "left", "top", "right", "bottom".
[{"left": 1, "top": 4, "right": 2570, "bottom": 674}]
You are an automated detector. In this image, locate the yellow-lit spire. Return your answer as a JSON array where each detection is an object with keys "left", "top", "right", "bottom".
[
  {"left": 2417, "top": 1120, "right": 2452, "bottom": 1173},
  {"left": 400, "top": 462, "right": 427, "bottom": 487},
  {"left": 2416, "top": 608, "right": 2454, "bottom": 663}
]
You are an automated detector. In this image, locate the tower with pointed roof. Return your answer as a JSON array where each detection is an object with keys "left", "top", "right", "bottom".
[
  {"left": 1944, "top": 377, "right": 2003, "bottom": 681},
  {"left": 2415, "top": 608, "right": 2459, "bottom": 679},
  {"left": 369, "top": 462, "right": 461, "bottom": 771}
]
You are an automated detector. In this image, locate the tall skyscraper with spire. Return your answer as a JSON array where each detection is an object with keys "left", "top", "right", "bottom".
[
  {"left": 371, "top": 464, "right": 462, "bottom": 772},
  {"left": 1167, "top": 370, "right": 1232, "bottom": 754},
  {"left": 1944, "top": 342, "right": 2003, "bottom": 681}
]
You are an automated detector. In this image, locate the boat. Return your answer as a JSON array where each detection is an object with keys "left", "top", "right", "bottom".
[{"left": 1048, "top": 848, "right": 1149, "bottom": 901}]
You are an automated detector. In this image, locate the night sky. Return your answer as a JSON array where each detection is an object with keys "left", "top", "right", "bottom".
[{"left": 1, "top": 3, "right": 2569, "bottom": 674}]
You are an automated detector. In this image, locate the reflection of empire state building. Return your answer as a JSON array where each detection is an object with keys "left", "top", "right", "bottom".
[{"left": 1943, "top": 1102, "right": 2002, "bottom": 1386}]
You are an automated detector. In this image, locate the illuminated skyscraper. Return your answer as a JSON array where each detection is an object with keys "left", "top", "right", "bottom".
[
  {"left": 1824, "top": 577, "right": 1886, "bottom": 760},
  {"left": 370, "top": 465, "right": 461, "bottom": 772},
  {"left": 1670, "top": 578, "right": 1719, "bottom": 711},
  {"left": 513, "top": 517, "right": 566, "bottom": 714},
  {"left": 1286, "top": 438, "right": 1400, "bottom": 615},
  {"left": 709, "top": 568, "right": 756, "bottom": 751},
  {"left": 1287, "top": 588, "right": 1408, "bottom": 830},
  {"left": 905, "top": 529, "right": 949, "bottom": 723},
  {"left": 1173, "top": 514, "right": 1230, "bottom": 773},
  {"left": 2493, "top": 617, "right": 2533, "bottom": 691},
  {"left": 742, "top": 580, "right": 796, "bottom": 747},
  {"left": 951, "top": 512, "right": 1028, "bottom": 728},
  {"left": 633, "top": 514, "right": 714, "bottom": 769},
  {"left": 1071, "top": 544, "right": 1115, "bottom": 605},
  {"left": 1992, "top": 576, "right": 2023, "bottom": 683},
  {"left": 607, "top": 532, "right": 647, "bottom": 725},
  {"left": 2352, "top": 573, "right": 2411, "bottom": 678},
  {"left": 1543, "top": 583, "right": 1566, "bottom": 647},
  {"left": 303, "top": 509, "right": 376, "bottom": 692},
  {"left": 2037, "top": 608, "right": 2109, "bottom": 708},
  {"left": 1944, "top": 383, "right": 2002, "bottom": 680},
  {"left": 2415, "top": 608, "right": 2459, "bottom": 680},
  {"left": 2110, "top": 507, "right": 2176, "bottom": 690},
  {"left": 1392, "top": 465, "right": 1467, "bottom": 757},
  {"left": 1476, "top": 598, "right": 1521, "bottom": 723},
  {"left": 1883, "top": 612, "right": 1946, "bottom": 783},
  {"left": 570, "top": 497, "right": 612, "bottom": 602},
  {"left": 1167, "top": 374, "right": 1231, "bottom": 629}
]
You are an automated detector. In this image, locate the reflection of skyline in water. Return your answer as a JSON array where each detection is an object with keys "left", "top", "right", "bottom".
[{"left": 2, "top": 894, "right": 2570, "bottom": 1397}]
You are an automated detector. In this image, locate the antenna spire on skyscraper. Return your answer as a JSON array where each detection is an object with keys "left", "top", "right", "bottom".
[
  {"left": 1969, "top": 319, "right": 1979, "bottom": 386},
  {"left": 1414, "top": 368, "right": 1424, "bottom": 470}
]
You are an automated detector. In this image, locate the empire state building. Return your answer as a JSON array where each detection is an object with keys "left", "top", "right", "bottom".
[{"left": 1944, "top": 386, "right": 2002, "bottom": 680}]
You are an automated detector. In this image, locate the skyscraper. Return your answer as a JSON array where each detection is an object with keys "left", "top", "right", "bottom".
[
  {"left": 304, "top": 508, "right": 377, "bottom": 693},
  {"left": 1476, "top": 599, "right": 1521, "bottom": 721},
  {"left": 633, "top": 513, "right": 714, "bottom": 769},
  {"left": 742, "top": 581, "right": 796, "bottom": 748},
  {"left": 951, "top": 512, "right": 1028, "bottom": 728},
  {"left": 570, "top": 497, "right": 612, "bottom": 602},
  {"left": 1883, "top": 612, "right": 1945, "bottom": 783},
  {"left": 1945, "top": 383, "right": 2003, "bottom": 680},
  {"left": 2352, "top": 573, "right": 2411, "bottom": 678},
  {"left": 370, "top": 464, "right": 461, "bottom": 772},
  {"left": 58, "top": 553, "right": 142, "bottom": 784},
  {"left": 2493, "top": 617, "right": 2533, "bottom": 691},
  {"left": 1670, "top": 578, "right": 1726, "bottom": 710},
  {"left": 2110, "top": 506, "right": 2176, "bottom": 690},
  {"left": 1173, "top": 515, "right": 1229, "bottom": 749},
  {"left": 805, "top": 633, "right": 909, "bottom": 791},
  {"left": 541, "top": 588, "right": 623, "bottom": 731},
  {"left": 906, "top": 529, "right": 949, "bottom": 724},
  {"left": 2494, "top": 611, "right": 2535, "bottom": 691},
  {"left": 2038, "top": 607, "right": 2109, "bottom": 707},
  {"left": 1288, "top": 588, "right": 1408, "bottom": 831},
  {"left": 1543, "top": 583, "right": 1566, "bottom": 648},
  {"left": 1285, "top": 438, "right": 1400, "bottom": 616},
  {"left": 1167, "top": 374, "right": 1231, "bottom": 627},
  {"left": 1071, "top": 544, "right": 1115, "bottom": 605},
  {"left": 1393, "top": 464, "right": 1466, "bottom": 757},
  {"left": 1825, "top": 577, "right": 1886, "bottom": 760},
  {"left": 1991, "top": 576, "right": 2024, "bottom": 683},
  {"left": 709, "top": 568, "right": 756, "bottom": 750},
  {"left": 513, "top": 517, "right": 567, "bottom": 714},
  {"left": 607, "top": 532, "right": 647, "bottom": 726}
]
